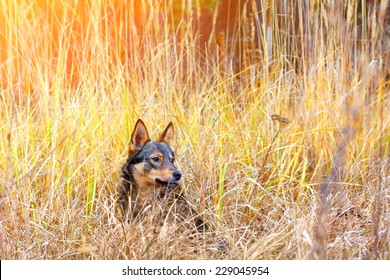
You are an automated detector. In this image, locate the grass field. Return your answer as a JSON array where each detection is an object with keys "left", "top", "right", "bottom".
[{"left": 0, "top": 0, "right": 389, "bottom": 260}]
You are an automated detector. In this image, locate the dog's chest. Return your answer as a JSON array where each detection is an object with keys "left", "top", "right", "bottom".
[{"left": 135, "top": 190, "right": 194, "bottom": 224}]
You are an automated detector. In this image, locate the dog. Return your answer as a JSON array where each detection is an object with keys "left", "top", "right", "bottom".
[{"left": 117, "top": 119, "right": 208, "bottom": 232}]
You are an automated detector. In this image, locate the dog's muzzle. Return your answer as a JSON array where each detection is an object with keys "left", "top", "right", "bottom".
[{"left": 155, "top": 171, "right": 181, "bottom": 189}]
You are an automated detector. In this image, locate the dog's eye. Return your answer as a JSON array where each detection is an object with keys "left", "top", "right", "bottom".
[
  {"left": 170, "top": 158, "right": 175, "bottom": 163},
  {"left": 152, "top": 157, "right": 160, "bottom": 162}
]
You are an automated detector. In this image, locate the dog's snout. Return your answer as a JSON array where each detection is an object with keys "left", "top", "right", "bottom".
[{"left": 173, "top": 171, "right": 182, "bottom": 181}]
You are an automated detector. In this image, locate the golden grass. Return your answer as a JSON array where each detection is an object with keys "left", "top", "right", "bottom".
[{"left": 0, "top": 0, "right": 389, "bottom": 259}]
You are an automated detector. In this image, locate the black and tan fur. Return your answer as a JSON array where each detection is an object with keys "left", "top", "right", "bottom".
[{"left": 118, "top": 119, "right": 208, "bottom": 232}]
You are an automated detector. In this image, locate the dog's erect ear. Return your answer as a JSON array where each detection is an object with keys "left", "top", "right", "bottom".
[
  {"left": 159, "top": 122, "right": 174, "bottom": 146},
  {"left": 129, "top": 119, "right": 150, "bottom": 154}
]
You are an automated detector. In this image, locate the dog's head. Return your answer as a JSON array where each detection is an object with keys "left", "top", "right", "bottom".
[{"left": 126, "top": 119, "right": 181, "bottom": 192}]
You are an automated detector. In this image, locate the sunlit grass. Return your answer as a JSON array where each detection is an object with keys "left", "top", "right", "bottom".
[{"left": 0, "top": 0, "right": 389, "bottom": 259}]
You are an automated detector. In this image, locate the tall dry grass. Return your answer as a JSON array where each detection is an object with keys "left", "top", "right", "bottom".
[{"left": 0, "top": 0, "right": 389, "bottom": 259}]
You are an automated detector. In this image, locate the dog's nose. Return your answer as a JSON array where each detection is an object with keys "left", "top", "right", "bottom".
[{"left": 172, "top": 171, "right": 182, "bottom": 181}]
